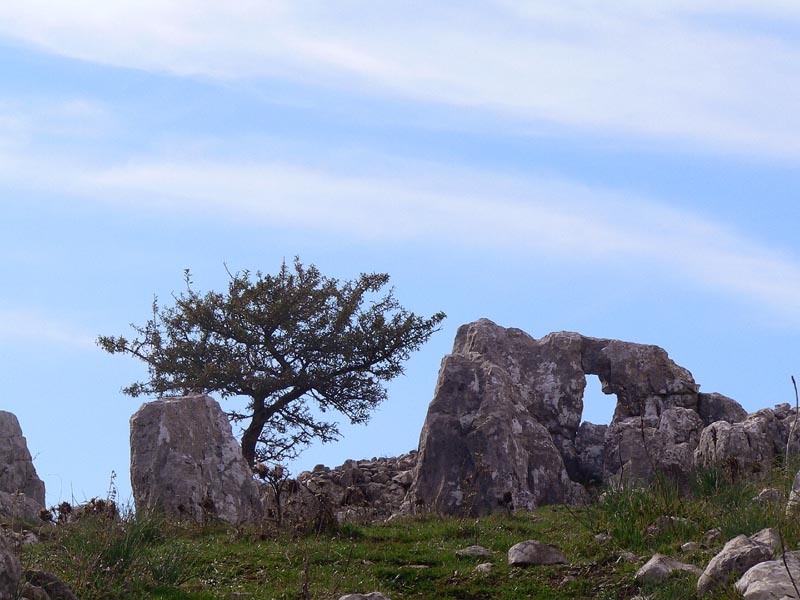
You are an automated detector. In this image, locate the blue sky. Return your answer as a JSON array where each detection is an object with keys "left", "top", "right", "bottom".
[{"left": 2, "top": 2, "right": 800, "bottom": 507}]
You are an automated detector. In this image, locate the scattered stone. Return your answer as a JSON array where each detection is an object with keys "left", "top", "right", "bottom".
[
  {"left": 474, "top": 563, "right": 493, "bottom": 574},
  {"left": 704, "top": 528, "right": 723, "bottom": 546},
  {"left": 339, "top": 593, "right": 392, "bottom": 600},
  {"left": 456, "top": 545, "right": 492, "bottom": 558},
  {"left": 130, "top": 394, "right": 265, "bottom": 524},
  {"left": 735, "top": 551, "right": 800, "bottom": 599},
  {"left": 617, "top": 551, "right": 638, "bottom": 563},
  {"left": 0, "top": 411, "right": 46, "bottom": 519},
  {"left": 594, "top": 533, "right": 611, "bottom": 543},
  {"left": 697, "top": 534, "right": 774, "bottom": 596},
  {"left": 22, "top": 570, "right": 79, "bottom": 600},
  {"left": 508, "top": 540, "right": 568, "bottom": 566},
  {"left": 681, "top": 542, "right": 700, "bottom": 553},
  {"left": 787, "top": 469, "right": 800, "bottom": 516},
  {"left": 749, "top": 528, "right": 781, "bottom": 554},
  {"left": 754, "top": 488, "right": 783, "bottom": 506},
  {"left": 634, "top": 553, "right": 701, "bottom": 585}
]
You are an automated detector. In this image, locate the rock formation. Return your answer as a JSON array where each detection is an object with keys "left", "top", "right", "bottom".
[
  {"left": 130, "top": 394, "right": 264, "bottom": 524},
  {"left": 407, "top": 319, "right": 748, "bottom": 516},
  {"left": 0, "top": 411, "right": 45, "bottom": 520}
]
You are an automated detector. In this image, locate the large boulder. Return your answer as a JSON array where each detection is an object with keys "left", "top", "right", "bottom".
[
  {"left": 408, "top": 320, "right": 707, "bottom": 514},
  {"left": 736, "top": 551, "right": 800, "bottom": 599},
  {"left": 130, "top": 394, "right": 264, "bottom": 524},
  {"left": 697, "top": 532, "right": 775, "bottom": 596},
  {"left": 0, "top": 411, "right": 45, "bottom": 520},
  {"left": 694, "top": 409, "right": 786, "bottom": 477}
]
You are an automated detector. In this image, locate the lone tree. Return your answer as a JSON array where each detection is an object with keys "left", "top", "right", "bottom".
[{"left": 99, "top": 259, "right": 445, "bottom": 467}]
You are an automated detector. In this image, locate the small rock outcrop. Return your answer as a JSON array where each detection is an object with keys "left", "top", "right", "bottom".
[
  {"left": 697, "top": 530, "right": 776, "bottom": 596},
  {"left": 130, "top": 394, "right": 264, "bottom": 524},
  {"left": 786, "top": 469, "right": 800, "bottom": 516},
  {"left": 0, "top": 411, "right": 45, "bottom": 520},
  {"left": 290, "top": 453, "right": 416, "bottom": 523},
  {"left": 408, "top": 320, "right": 743, "bottom": 516},
  {"left": 508, "top": 540, "right": 567, "bottom": 566},
  {"left": 694, "top": 409, "right": 788, "bottom": 476},
  {"left": 635, "top": 554, "right": 702, "bottom": 584},
  {"left": 736, "top": 551, "right": 800, "bottom": 599}
]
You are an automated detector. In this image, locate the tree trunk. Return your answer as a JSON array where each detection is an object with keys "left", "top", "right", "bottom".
[{"left": 241, "top": 399, "right": 268, "bottom": 468}]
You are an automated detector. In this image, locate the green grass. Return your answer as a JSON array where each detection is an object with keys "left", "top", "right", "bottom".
[{"left": 16, "top": 461, "right": 800, "bottom": 599}]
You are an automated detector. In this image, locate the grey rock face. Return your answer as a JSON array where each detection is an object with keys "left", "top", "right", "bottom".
[
  {"left": 694, "top": 409, "right": 786, "bottom": 476},
  {"left": 635, "top": 553, "right": 702, "bottom": 585},
  {"left": 291, "top": 452, "right": 416, "bottom": 523},
  {"left": 697, "top": 392, "right": 748, "bottom": 426},
  {"left": 736, "top": 551, "right": 800, "bottom": 599},
  {"left": 697, "top": 533, "right": 775, "bottom": 596},
  {"left": 0, "top": 535, "right": 20, "bottom": 600},
  {"left": 0, "top": 411, "right": 45, "bottom": 519},
  {"left": 508, "top": 540, "right": 568, "bottom": 566},
  {"left": 409, "top": 319, "right": 707, "bottom": 515},
  {"left": 130, "top": 394, "right": 264, "bottom": 524}
]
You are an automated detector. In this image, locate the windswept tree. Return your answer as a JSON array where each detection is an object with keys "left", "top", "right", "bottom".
[{"left": 98, "top": 259, "right": 445, "bottom": 467}]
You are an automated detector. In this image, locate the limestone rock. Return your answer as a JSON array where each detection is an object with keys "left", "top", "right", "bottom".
[
  {"left": 735, "top": 551, "right": 800, "bottom": 599},
  {"left": 408, "top": 320, "right": 711, "bottom": 514},
  {"left": 22, "top": 570, "right": 79, "bottom": 600},
  {"left": 339, "top": 593, "right": 391, "bottom": 600},
  {"left": 786, "top": 469, "right": 800, "bottom": 516},
  {"left": 474, "top": 562, "right": 493, "bottom": 573},
  {"left": 456, "top": 545, "right": 492, "bottom": 558},
  {"left": 0, "top": 411, "right": 45, "bottom": 519},
  {"left": 696, "top": 392, "right": 748, "bottom": 426},
  {"left": 697, "top": 534, "right": 774, "bottom": 596},
  {"left": 755, "top": 488, "right": 784, "bottom": 506},
  {"left": 695, "top": 409, "right": 786, "bottom": 476},
  {"left": 635, "top": 553, "right": 701, "bottom": 585},
  {"left": 508, "top": 540, "right": 568, "bottom": 566},
  {"left": 0, "top": 535, "right": 20, "bottom": 600},
  {"left": 575, "top": 422, "right": 607, "bottom": 483},
  {"left": 130, "top": 394, "right": 264, "bottom": 524},
  {"left": 750, "top": 528, "right": 782, "bottom": 554}
]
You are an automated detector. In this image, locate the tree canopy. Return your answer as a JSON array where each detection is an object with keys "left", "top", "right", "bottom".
[{"left": 98, "top": 260, "right": 445, "bottom": 467}]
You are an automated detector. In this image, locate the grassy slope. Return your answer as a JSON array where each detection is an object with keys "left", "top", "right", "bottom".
[{"left": 18, "top": 462, "right": 800, "bottom": 600}]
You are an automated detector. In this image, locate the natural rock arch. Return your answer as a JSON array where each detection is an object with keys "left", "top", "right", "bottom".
[{"left": 406, "top": 319, "right": 737, "bottom": 516}]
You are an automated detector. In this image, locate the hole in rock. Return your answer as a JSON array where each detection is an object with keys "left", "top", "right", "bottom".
[{"left": 580, "top": 375, "right": 616, "bottom": 425}]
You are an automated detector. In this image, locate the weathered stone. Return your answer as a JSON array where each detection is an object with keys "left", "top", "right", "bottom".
[
  {"left": 508, "top": 540, "right": 568, "bottom": 566},
  {"left": 681, "top": 542, "right": 700, "bottom": 553},
  {"left": 575, "top": 422, "right": 607, "bottom": 483},
  {"left": 695, "top": 410, "right": 786, "bottom": 477},
  {"left": 338, "top": 593, "right": 391, "bottom": 600},
  {"left": 755, "top": 488, "right": 784, "bottom": 506},
  {"left": 130, "top": 394, "right": 264, "bottom": 524},
  {"left": 605, "top": 407, "right": 704, "bottom": 483},
  {"left": 474, "top": 562, "right": 493, "bottom": 573},
  {"left": 635, "top": 553, "right": 701, "bottom": 585},
  {"left": 23, "top": 570, "right": 79, "bottom": 600},
  {"left": 697, "top": 534, "right": 774, "bottom": 596},
  {"left": 456, "top": 545, "right": 492, "bottom": 558},
  {"left": 750, "top": 528, "right": 782, "bottom": 554},
  {"left": 704, "top": 527, "right": 723, "bottom": 546},
  {"left": 786, "top": 469, "right": 800, "bottom": 516},
  {"left": 735, "top": 551, "right": 800, "bottom": 599},
  {"left": 696, "top": 392, "right": 748, "bottom": 426},
  {"left": 0, "top": 535, "right": 20, "bottom": 600},
  {"left": 0, "top": 412, "right": 45, "bottom": 519},
  {"left": 409, "top": 320, "right": 709, "bottom": 514}
]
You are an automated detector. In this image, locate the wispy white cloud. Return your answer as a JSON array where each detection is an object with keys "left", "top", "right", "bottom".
[
  {"left": 1, "top": 2, "right": 800, "bottom": 158},
  {"left": 0, "top": 308, "right": 95, "bottom": 349},
  {"left": 2, "top": 135, "right": 799, "bottom": 325}
]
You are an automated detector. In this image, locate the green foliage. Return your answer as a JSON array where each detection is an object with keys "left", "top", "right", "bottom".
[
  {"left": 25, "top": 508, "right": 198, "bottom": 598},
  {"left": 24, "top": 461, "right": 800, "bottom": 599},
  {"left": 98, "top": 259, "right": 445, "bottom": 465}
]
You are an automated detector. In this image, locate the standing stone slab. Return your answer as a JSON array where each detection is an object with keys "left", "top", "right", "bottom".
[
  {"left": 0, "top": 411, "right": 45, "bottom": 520},
  {"left": 130, "top": 394, "right": 264, "bottom": 524}
]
